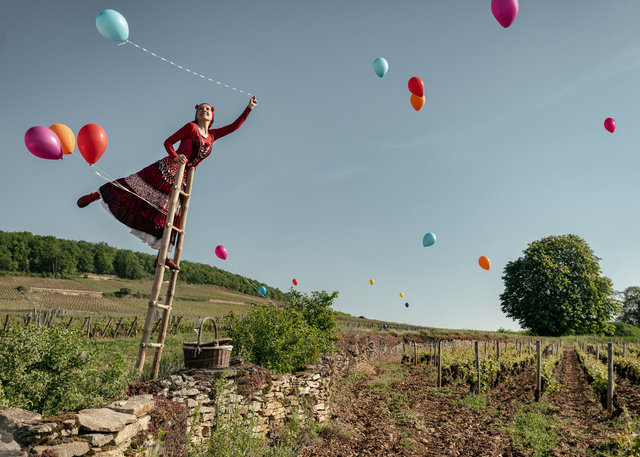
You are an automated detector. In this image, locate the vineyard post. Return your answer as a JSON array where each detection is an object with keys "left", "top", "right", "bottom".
[
  {"left": 65, "top": 317, "right": 73, "bottom": 330},
  {"left": 596, "top": 344, "right": 599, "bottom": 362},
  {"left": 113, "top": 317, "right": 123, "bottom": 338},
  {"left": 126, "top": 317, "right": 138, "bottom": 337},
  {"left": 452, "top": 340, "right": 456, "bottom": 355},
  {"left": 519, "top": 341, "right": 522, "bottom": 357},
  {"left": 25, "top": 314, "right": 31, "bottom": 329},
  {"left": 3, "top": 315, "right": 9, "bottom": 331},
  {"left": 496, "top": 340, "right": 500, "bottom": 362},
  {"left": 101, "top": 317, "right": 113, "bottom": 339},
  {"left": 528, "top": 341, "right": 531, "bottom": 355},
  {"left": 413, "top": 341, "right": 417, "bottom": 366},
  {"left": 484, "top": 341, "right": 487, "bottom": 355},
  {"left": 475, "top": 341, "right": 480, "bottom": 394},
  {"left": 86, "top": 316, "right": 91, "bottom": 339},
  {"left": 607, "top": 342, "right": 614, "bottom": 414},
  {"left": 623, "top": 342, "right": 626, "bottom": 357},
  {"left": 535, "top": 340, "right": 541, "bottom": 401},
  {"left": 437, "top": 340, "right": 442, "bottom": 388}
]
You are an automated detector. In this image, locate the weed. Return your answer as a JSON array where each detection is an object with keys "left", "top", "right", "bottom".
[
  {"left": 455, "top": 393, "right": 488, "bottom": 412},
  {"left": 508, "top": 406, "right": 558, "bottom": 457}
]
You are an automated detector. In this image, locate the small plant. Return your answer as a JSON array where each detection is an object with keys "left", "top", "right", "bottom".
[
  {"left": 508, "top": 404, "right": 558, "bottom": 457},
  {"left": 147, "top": 398, "right": 190, "bottom": 457},
  {"left": 455, "top": 393, "right": 488, "bottom": 412},
  {"left": 16, "top": 285, "right": 26, "bottom": 292}
]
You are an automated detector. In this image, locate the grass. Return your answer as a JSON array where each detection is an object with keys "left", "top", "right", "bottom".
[
  {"left": 507, "top": 402, "right": 558, "bottom": 457},
  {"left": 455, "top": 393, "right": 488, "bottom": 412}
]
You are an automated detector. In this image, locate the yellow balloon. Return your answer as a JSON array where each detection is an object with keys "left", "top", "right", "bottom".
[
  {"left": 49, "top": 123, "right": 75, "bottom": 155},
  {"left": 369, "top": 279, "right": 374, "bottom": 286},
  {"left": 399, "top": 292, "right": 404, "bottom": 298}
]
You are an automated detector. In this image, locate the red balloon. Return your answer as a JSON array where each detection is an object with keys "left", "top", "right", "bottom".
[
  {"left": 491, "top": 0, "right": 519, "bottom": 28},
  {"left": 408, "top": 77, "right": 424, "bottom": 97},
  {"left": 292, "top": 278, "right": 298, "bottom": 286},
  {"left": 77, "top": 124, "right": 108, "bottom": 165},
  {"left": 604, "top": 117, "right": 616, "bottom": 133}
]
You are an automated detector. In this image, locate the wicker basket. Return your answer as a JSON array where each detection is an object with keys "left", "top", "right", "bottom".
[{"left": 183, "top": 317, "right": 233, "bottom": 369}]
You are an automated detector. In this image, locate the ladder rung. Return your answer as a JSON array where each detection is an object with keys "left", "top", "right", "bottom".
[
  {"left": 156, "top": 303, "right": 171, "bottom": 310},
  {"left": 179, "top": 190, "right": 190, "bottom": 197},
  {"left": 166, "top": 225, "right": 184, "bottom": 234},
  {"left": 143, "top": 343, "right": 163, "bottom": 348}
]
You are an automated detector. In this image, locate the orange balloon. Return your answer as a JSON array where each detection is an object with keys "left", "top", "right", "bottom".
[
  {"left": 369, "top": 279, "right": 374, "bottom": 285},
  {"left": 410, "top": 94, "right": 425, "bottom": 111},
  {"left": 49, "top": 123, "right": 75, "bottom": 155},
  {"left": 478, "top": 256, "right": 491, "bottom": 271}
]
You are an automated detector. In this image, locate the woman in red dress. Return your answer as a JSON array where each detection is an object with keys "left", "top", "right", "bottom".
[{"left": 77, "top": 96, "right": 258, "bottom": 270}]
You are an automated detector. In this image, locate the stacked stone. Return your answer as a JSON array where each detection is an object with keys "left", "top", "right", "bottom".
[{"left": 0, "top": 395, "right": 154, "bottom": 457}]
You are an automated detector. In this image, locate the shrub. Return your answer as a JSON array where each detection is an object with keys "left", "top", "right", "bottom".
[{"left": 0, "top": 326, "right": 134, "bottom": 415}]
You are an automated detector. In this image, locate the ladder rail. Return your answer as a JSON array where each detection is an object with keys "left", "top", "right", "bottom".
[{"left": 134, "top": 161, "right": 188, "bottom": 379}]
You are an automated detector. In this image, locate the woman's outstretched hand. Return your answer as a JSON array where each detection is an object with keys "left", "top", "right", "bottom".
[
  {"left": 248, "top": 96, "right": 258, "bottom": 110},
  {"left": 174, "top": 154, "right": 188, "bottom": 164}
]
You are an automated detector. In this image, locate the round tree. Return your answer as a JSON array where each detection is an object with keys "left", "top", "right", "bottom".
[{"left": 500, "top": 234, "right": 618, "bottom": 336}]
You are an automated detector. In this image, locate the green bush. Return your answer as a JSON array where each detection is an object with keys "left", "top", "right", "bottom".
[
  {"left": 0, "top": 326, "right": 134, "bottom": 415},
  {"left": 223, "top": 290, "right": 338, "bottom": 373}
]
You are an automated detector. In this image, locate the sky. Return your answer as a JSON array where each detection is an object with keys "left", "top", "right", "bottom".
[{"left": 2, "top": 1, "right": 640, "bottom": 331}]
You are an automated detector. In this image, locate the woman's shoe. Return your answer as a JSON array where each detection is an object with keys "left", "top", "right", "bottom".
[
  {"left": 154, "top": 256, "right": 180, "bottom": 271},
  {"left": 77, "top": 192, "right": 100, "bottom": 208}
]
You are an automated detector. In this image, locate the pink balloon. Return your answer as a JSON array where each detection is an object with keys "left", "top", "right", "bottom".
[
  {"left": 215, "top": 245, "right": 228, "bottom": 260},
  {"left": 604, "top": 117, "right": 616, "bottom": 133},
  {"left": 408, "top": 77, "right": 424, "bottom": 97},
  {"left": 24, "top": 126, "right": 63, "bottom": 160},
  {"left": 491, "top": 0, "right": 519, "bottom": 28}
]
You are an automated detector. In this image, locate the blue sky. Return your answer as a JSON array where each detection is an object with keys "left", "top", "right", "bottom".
[{"left": 2, "top": 1, "right": 640, "bottom": 331}]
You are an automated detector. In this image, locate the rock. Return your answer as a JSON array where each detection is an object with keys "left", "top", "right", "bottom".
[
  {"left": 0, "top": 408, "right": 41, "bottom": 434},
  {"left": 113, "top": 416, "right": 150, "bottom": 445},
  {"left": 107, "top": 395, "right": 155, "bottom": 417},
  {"left": 32, "top": 441, "right": 89, "bottom": 457},
  {"left": 0, "top": 429, "right": 23, "bottom": 457},
  {"left": 77, "top": 409, "right": 136, "bottom": 433},
  {"left": 78, "top": 433, "right": 114, "bottom": 447}
]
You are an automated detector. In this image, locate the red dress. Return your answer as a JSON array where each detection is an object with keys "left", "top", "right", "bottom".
[{"left": 99, "top": 106, "right": 252, "bottom": 250}]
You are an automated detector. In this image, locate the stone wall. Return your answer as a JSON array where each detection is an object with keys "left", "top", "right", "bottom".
[{"left": 0, "top": 333, "right": 412, "bottom": 457}]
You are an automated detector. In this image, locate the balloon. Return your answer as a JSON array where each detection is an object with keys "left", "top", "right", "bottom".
[
  {"left": 410, "top": 94, "right": 425, "bottom": 111},
  {"left": 96, "top": 9, "right": 129, "bottom": 42},
  {"left": 259, "top": 286, "right": 267, "bottom": 295},
  {"left": 382, "top": 324, "right": 388, "bottom": 330},
  {"left": 77, "top": 124, "right": 108, "bottom": 165},
  {"left": 373, "top": 57, "right": 388, "bottom": 78},
  {"left": 491, "top": 0, "right": 519, "bottom": 28},
  {"left": 214, "top": 245, "right": 228, "bottom": 260},
  {"left": 478, "top": 256, "right": 491, "bottom": 271},
  {"left": 399, "top": 292, "right": 404, "bottom": 298},
  {"left": 408, "top": 77, "right": 424, "bottom": 97},
  {"left": 405, "top": 302, "right": 409, "bottom": 308},
  {"left": 24, "top": 126, "right": 63, "bottom": 160},
  {"left": 292, "top": 278, "right": 298, "bottom": 286},
  {"left": 604, "top": 117, "right": 616, "bottom": 133},
  {"left": 422, "top": 232, "right": 436, "bottom": 247},
  {"left": 48, "top": 124, "right": 75, "bottom": 155},
  {"left": 369, "top": 279, "right": 374, "bottom": 286}
]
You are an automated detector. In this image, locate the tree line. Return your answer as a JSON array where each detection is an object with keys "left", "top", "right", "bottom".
[{"left": 0, "top": 230, "right": 287, "bottom": 301}]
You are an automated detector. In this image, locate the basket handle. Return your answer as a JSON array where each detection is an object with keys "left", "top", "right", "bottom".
[{"left": 196, "top": 317, "right": 219, "bottom": 346}]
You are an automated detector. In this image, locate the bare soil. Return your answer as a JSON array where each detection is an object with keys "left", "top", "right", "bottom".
[{"left": 298, "top": 346, "right": 623, "bottom": 456}]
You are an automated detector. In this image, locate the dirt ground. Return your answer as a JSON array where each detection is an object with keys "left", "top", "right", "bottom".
[{"left": 298, "top": 346, "right": 628, "bottom": 457}]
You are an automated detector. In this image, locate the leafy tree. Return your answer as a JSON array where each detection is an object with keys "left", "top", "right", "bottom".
[
  {"left": 288, "top": 289, "right": 338, "bottom": 351},
  {"left": 0, "top": 245, "right": 16, "bottom": 271},
  {"left": 617, "top": 286, "right": 640, "bottom": 327},
  {"left": 93, "top": 242, "right": 116, "bottom": 275},
  {"left": 500, "top": 234, "right": 619, "bottom": 336},
  {"left": 113, "top": 250, "right": 145, "bottom": 280}
]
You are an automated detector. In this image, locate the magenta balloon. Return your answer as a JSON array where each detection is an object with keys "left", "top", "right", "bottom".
[
  {"left": 215, "top": 245, "right": 228, "bottom": 260},
  {"left": 24, "top": 126, "right": 63, "bottom": 160},
  {"left": 604, "top": 117, "right": 616, "bottom": 133},
  {"left": 491, "top": 0, "right": 519, "bottom": 28}
]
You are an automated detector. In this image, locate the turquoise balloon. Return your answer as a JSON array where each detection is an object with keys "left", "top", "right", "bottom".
[
  {"left": 422, "top": 232, "right": 436, "bottom": 247},
  {"left": 96, "top": 9, "right": 129, "bottom": 42},
  {"left": 259, "top": 286, "right": 267, "bottom": 296},
  {"left": 373, "top": 57, "right": 388, "bottom": 78}
]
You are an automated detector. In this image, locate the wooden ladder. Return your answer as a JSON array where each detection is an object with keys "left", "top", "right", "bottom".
[{"left": 134, "top": 161, "right": 194, "bottom": 380}]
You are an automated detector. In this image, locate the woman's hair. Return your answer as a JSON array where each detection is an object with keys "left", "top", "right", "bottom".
[{"left": 194, "top": 103, "right": 215, "bottom": 128}]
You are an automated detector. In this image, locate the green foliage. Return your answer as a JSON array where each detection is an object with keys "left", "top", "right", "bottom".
[
  {"left": 500, "top": 234, "right": 619, "bottom": 336},
  {"left": 0, "top": 326, "right": 134, "bottom": 415},
  {"left": 223, "top": 290, "right": 338, "bottom": 373},
  {"left": 113, "top": 250, "right": 146, "bottom": 280},
  {"left": 618, "top": 286, "right": 640, "bottom": 328},
  {"left": 509, "top": 406, "right": 558, "bottom": 457},
  {"left": 613, "top": 322, "right": 640, "bottom": 338}
]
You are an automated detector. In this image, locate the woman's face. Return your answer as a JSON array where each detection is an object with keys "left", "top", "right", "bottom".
[{"left": 196, "top": 104, "right": 213, "bottom": 123}]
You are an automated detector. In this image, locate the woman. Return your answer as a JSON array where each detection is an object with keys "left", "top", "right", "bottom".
[{"left": 77, "top": 96, "right": 258, "bottom": 270}]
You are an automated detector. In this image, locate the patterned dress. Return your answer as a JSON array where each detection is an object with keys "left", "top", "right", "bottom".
[{"left": 99, "top": 106, "right": 252, "bottom": 249}]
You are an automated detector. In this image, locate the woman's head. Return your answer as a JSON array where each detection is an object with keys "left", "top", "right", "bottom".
[{"left": 194, "top": 103, "right": 214, "bottom": 127}]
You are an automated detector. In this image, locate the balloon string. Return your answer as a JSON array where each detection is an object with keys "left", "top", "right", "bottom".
[
  {"left": 226, "top": 259, "right": 278, "bottom": 308},
  {"left": 119, "top": 40, "right": 253, "bottom": 97},
  {"left": 67, "top": 153, "right": 170, "bottom": 216}
]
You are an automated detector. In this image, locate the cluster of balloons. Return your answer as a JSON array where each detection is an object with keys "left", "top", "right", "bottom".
[
  {"left": 96, "top": 9, "right": 129, "bottom": 42},
  {"left": 25, "top": 124, "right": 107, "bottom": 165},
  {"left": 491, "top": 0, "right": 519, "bottom": 28},
  {"left": 408, "top": 77, "right": 425, "bottom": 111},
  {"left": 604, "top": 117, "right": 616, "bottom": 133}
]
